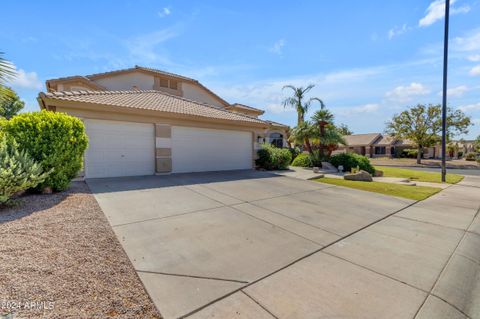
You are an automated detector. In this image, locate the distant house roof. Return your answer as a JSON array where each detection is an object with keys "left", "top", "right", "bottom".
[
  {"left": 343, "top": 133, "right": 381, "bottom": 146},
  {"left": 45, "top": 65, "right": 230, "bottom": 107},
  {"left": 38, "top": 90, "right": 266, "bottom": 126},
  {"left": 374, "top": 135, "right": 397, "bottom": 146}
]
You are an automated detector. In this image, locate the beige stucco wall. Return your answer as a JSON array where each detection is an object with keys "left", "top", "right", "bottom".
[
  {"left": 181, "top": 82, "right": 225, "bottom": 109},
  {"left": 93, "top": 71, "right": 154, "bottom": 91}
]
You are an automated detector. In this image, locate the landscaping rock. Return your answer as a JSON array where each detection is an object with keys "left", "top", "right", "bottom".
[
  {"left": 321, "top": 162, "right": 338, "bottom": 172},
  {"left": 374, "top": 170, "right": 384, "bottom": 177},
  {"left": 344, "top": 170, "right": 373, "bottom": 182}
]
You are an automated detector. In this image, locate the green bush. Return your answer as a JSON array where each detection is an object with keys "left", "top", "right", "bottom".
[
  {"left": 402, "top": 148, "right": 419, "bottom": 158},
  {"left": 329, "top": 153, "right": 375, "bottom": 174},
  {"left": 1, "top": 111, "right": 88, "bottom": 191},
  {"left": 465, "top": 152, "right": 476, "bottom": 161},
  {"left": 0, "top": 135, "right": 51, "bottom": 204},
  {"left": 457, "top": 151, "right": 463, "bottom": 158},
  {"left": 256, "top": 143, "right": 292, "bottom": 170},
  {"left": 288, "top": 147, "right": 301, "bottom": 163},
  {"left": 291, "top": 153, "right": 312, "bottom": 167}
]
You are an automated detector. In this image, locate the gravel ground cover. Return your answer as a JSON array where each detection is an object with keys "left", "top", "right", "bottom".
[{"left": 0, "top": 182, "right": 161, "bottom": 319}]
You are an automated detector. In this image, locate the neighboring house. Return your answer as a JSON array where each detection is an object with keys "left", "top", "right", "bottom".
[
  {"left": 337, "top": 133, "right": 421, "bottom": 158},
  {"left": 38, "top": 66, "right": 288, "bottom": 178}
]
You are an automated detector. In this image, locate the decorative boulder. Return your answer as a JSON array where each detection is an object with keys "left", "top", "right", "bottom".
[
  {"left": 344, "top": 170, "right": 373, "bottom": 182},
  {"left": 374, "top": 170, "right": 384, "bottom": 177}
]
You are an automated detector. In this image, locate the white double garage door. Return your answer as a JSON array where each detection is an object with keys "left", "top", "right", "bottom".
[{"left": 84, "top": 119, "right": 253, "bottom": 178}]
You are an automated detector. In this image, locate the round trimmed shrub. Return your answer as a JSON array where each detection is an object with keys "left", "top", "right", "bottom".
[
  {"left": 256, "top": 143, "right": 292, "bottom": 170},
  {"left": 329, "top": 153, "right": 375, "bottom": 174},
  {"left": 465, "top": 152, "right": 476, "bottom": 161},
  {"left": 291, "top": 153, "right": 312, "bottom": 167},
  {"left": 2, "top": 111, "right": 88, "bottom": 191}
]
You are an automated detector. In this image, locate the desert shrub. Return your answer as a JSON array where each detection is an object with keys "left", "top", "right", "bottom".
[
  {"left": 256, "top": 143, "right": 292, "bottom": 170},
  {"left": 329, "top": 153, "right": 375, "bottom": 174},
  {"left": 465, "top": 152, "right": 476, "bottom": 161},
  {"left": 402, "top": 148, "right": 419, "bottom": 158},
  {"left": 0, "top": 135, "right": 51, "bottom": 204},
  {"left": 291, "top": 153, "right": 312, "bottom": 167},
  {"left": 1, "top": 111, "right": 88, "bottom": 191},
  {"left": 288, "top": 147, "right": 301, "bottom": 163}
]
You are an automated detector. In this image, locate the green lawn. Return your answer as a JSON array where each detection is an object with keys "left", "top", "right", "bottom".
[
  {"left": 315, "top": 177, "right": 441, "bottom": 201},
  {"left": 375, "top": 166, "right": 463, "bottom": 184}
]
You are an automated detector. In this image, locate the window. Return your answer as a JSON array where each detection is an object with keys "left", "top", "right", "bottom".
[
  {"left": 169, "top": 80, "right": 178, "bottom": 90},
  {"left": 159, "top": 78, "right": 169, "bottom": 88},
  {"left": 269, "top": 133, "right": 283, "bottom": 148},
  {"left": 375, "top": 146, "right": 386, "bottom": 155}
]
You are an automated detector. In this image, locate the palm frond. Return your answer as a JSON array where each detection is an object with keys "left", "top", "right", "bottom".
[{"left": 0, "top": 52, "right": 16, "bottom": 85}]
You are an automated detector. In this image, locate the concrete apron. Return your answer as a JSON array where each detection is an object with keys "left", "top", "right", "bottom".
[{"left": 87, "top": 171, "right": 480, "bottom": 319}]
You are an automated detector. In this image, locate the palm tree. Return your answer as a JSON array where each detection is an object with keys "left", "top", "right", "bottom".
[
  {"left": 290, "top": 121, "right": 316, "bottom": 154},
  {"left": 282, "top": 85, "right": 324, "bottom": 125},
  {"left": 0, "top": 53, "right": 16, "bottom": 102},
  {"left": 312, "top": 109, "right": 335, "bottom": 156},
  {"left": 0, "top": 53, "right": 15, "bottom": 85}
]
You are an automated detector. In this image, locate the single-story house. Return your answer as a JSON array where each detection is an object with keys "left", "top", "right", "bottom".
[
  {"left": 38, "top": 66, "right": 288, "bottom": 178},
  {"left": 335, "top": 133, "right": 411, "bottom": 158},
  {"left": 336, "top": 133, "right": 443, "bottom": 158}
]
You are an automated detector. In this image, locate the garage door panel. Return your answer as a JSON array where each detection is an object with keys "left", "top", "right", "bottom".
[
  {"left": 172, "top": 126, "right": 252, "bottom": 173},
  {"left": 85, "top": 119, "right": 155, "bottom": 178}
]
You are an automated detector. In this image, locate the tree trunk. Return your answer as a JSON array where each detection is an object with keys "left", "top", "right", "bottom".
[
  {"left": 304, "top": 138, "right": 313, "bottom": 154},
  {"left": 319, "top": 122, "right": 326, "bottom": 157},
  {"left": 417, "top": 146, "right": 422, "bottom": 164}
]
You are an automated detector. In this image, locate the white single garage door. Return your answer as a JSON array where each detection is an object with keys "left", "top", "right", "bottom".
[
  {"left": 172, "top": 126, "right": 252, "bottom": 173},
  {"left": 84, "top": 119, "right": 155, "bottom": 178}
]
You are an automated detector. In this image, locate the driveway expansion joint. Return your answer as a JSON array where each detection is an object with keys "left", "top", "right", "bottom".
[
  {"left": 181, "top": 200, "right": 419, "bottom": 318},
  {"left": 136, "top": 269, "right": 249, "bottom": 284},
  {"left": 241, "top": 290, "right": 279, "bottom": 319}
]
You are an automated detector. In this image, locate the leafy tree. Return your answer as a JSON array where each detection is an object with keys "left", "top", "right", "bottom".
[
  {"left": 386, "top": 104, "right": 471, "bottom": 164},
  {"left": 337, "top": 123, "right": 353, "bottom": 135},
  {"left": 282, "top": 85, "right": 324, "bottom": 125},
  {"left": 474, "top": 135, "right": 480, "bottom": 153},
  {"left": 0, "top": 87, "right": 24, "bottom": 119}
]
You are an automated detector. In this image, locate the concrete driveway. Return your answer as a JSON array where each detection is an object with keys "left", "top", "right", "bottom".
[{"left": 87, "top": 170, "right": 480, "bottom": 319}]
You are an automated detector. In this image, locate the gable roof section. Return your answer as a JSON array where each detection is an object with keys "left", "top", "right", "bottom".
[
  {"left": 38, "top": 90, "right": 265, "bottom": 126},
  {"left": 343, "top": 133, "right": 382, "bottom": 146},
  {"left": 46, "top": 66, "right": 230, "bottom": 107},
  {"left": 227, "top": 103, "right": 265, "bottom": 115}
]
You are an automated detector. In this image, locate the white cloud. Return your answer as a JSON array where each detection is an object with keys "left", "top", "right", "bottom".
[
  {"left": 454, "top": 29, "right": 480, "bottom": 52},
  {"left": 469, "top": 65, "right": 480, "bottom": 76},
  {"left": 419, "top": 0, "right": 470, "bottom": 27},
  {"left": 269, "top": 39, "right": 286, "bottom": 55},
  {"left": 458, "top": 102, "right": 480, "bottom": 112},
  {"left": 158, "top": 7, "right": 171, "bottom": 18},
  {"left": 385, "top": 82, "right": 430, "bottom": 102},
  {"left": 8, "top": 66, "right": 42, "bottom": 90},
  {"left": 125, "top": 27, "right": 178, "bottom": 63},
  {"left": 467, "top": 54, "right": 480, "bottom": 62},
  {"left": 336, "top": 103, "right": 380, "bottom": 116},
  {"left": 388, "top": 24, "right": 409, "bottom": 39},
  {"left": 439, "top": 85, "right": 468, "bottom": 97}
]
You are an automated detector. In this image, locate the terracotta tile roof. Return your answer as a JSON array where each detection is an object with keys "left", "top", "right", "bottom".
[
  {"left": 39, "top": 90, "right": 266, "bottom": 125},
  {"left": 266, "top": 120, "right": 289, "bottom": 128},
  {"left": 343, "top": 133, "right": 381, "bottom": 146},
  {"left": 86, "top": 65, "right": 196, "bottom": 82},
  {"left": 228, "top": 103, "right": 265, "bottom": 114}
]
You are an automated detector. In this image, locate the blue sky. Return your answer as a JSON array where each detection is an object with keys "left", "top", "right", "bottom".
[{"left": 3, "top": 0, "right": 480, "bottom": 139}]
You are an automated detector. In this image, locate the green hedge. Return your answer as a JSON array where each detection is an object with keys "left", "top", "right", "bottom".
[
  {"left": 329, "top": 153, "right": 375, "bottom": 174},
  {"left": 256, "top": 143, "right": 292, "bottom": 170},
  {"left": 291, "top": 153, "right": 312, "bottom": 167},
  {"left": 465, "top": 152, "right": 476, "bottom": 161},
  {"left": 1, "top": 111, "right": 88, "bottom": 191}
]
